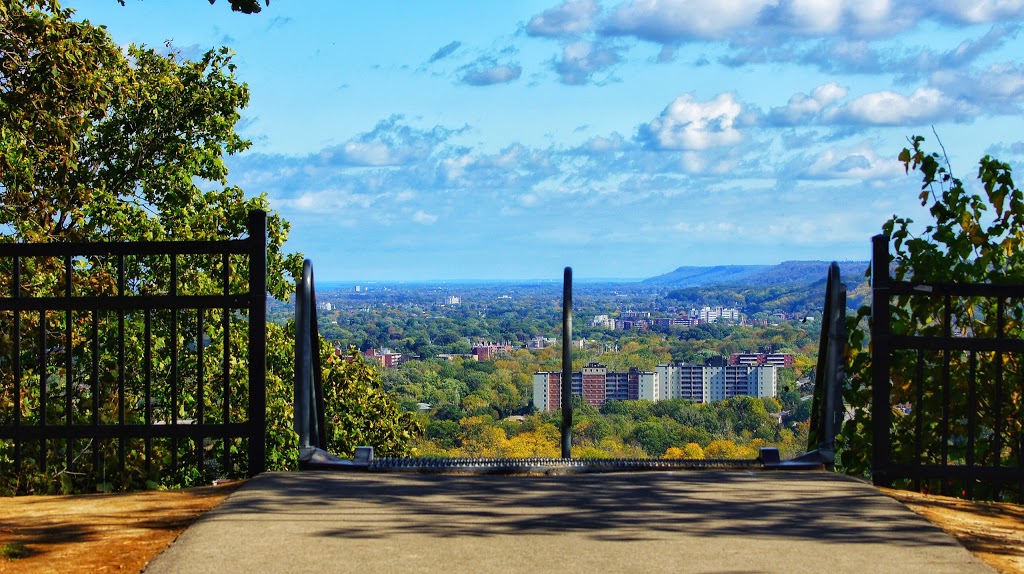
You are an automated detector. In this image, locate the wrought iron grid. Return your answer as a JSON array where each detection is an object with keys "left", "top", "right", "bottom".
[
  {"left": 0, "top": 211, "right": 267, "bottom": 490},
  {"left": 871, "top": 234, "right": 1024, "bottom": 501}
]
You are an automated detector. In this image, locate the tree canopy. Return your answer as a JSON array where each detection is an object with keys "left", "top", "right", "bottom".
[
  {"left": 1, "top": 0, "right": 297, "bottom": 296},
  {"left": 0, "top": 0, "right": 418, "bottom": 493}
]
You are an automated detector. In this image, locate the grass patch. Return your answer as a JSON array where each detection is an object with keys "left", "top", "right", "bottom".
[{"left": 1, "top": 542, "right": 31, "bottom": 560}]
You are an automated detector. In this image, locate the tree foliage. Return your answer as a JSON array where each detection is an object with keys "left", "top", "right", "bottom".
[
  {"left": 842, "top": 136, "right": 1024, "bottom": 496},
  {"left": 0, "top": 1, "right": 417, "bottom": 493}
]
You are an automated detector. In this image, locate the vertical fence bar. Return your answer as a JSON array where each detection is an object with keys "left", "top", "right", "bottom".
[
  {"left": 994, "top": 298, "right": 1005, "bottom": 500},
  {"left": 248, "top": 210, "right": 268, "bottom": 475},
  {"left": 914, "top": 349, "right": 924, "bottom": 492},
  {"left": 12, "top": 256, "right": 21, "bottom": 474},
  {"left": 561, "top": 266, "right": 573, "bottom": 460},
  {"left": 871, "top": 235, "right": 893, "bottom": 486},
  {"left": 170, "top": 256, "right": 179, "bottom": 474},
  {"left": 197, "top": 308, "right": 205, "bottom": 474},
  {"left": 222, "top": 252, "right": 231, "bottom": 473},
  {"left": 144, "top": 309, "right": 153, "bottom": 478},
  {"left": 91, "top": 311, "right": 100, "bottom": 479},
  {"left": 940, "top": 294, "right": 952, "bottom": 496},
  {"left": 118, "top": 256, "right": 126, "bottom": 475},
  {"left": 967, "top": 350, "right": 977, "bottom": 499},
  {"left": 64, "top": 255, "right": 73, "bottom": 474},
  {"left": 39, "top": 309, "right": 47, "bottom": 471},
  {"left": 1019, "top": 367, "right": 1024, "bottom": 502}
]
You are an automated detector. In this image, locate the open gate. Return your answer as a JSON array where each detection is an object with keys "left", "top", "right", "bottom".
[{"left": 870, "top": 234, "right": 1024, "bottom": 501}]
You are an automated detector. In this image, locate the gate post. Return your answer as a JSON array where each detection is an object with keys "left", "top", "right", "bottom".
[
  {"left": 870, "top": 234, "right": 892, "bottom": 486},
  {"left": 248, "top": 210, "right": 268, "bottom": 475},
  {"left": 561, "top": 267, "right": 573, "bottom": 459}
]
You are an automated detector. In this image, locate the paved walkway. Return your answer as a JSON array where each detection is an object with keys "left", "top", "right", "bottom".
[{"left": 145, "top": 469, "right": 994, "bottom": 573}]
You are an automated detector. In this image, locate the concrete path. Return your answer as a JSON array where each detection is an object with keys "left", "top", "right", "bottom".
[{"left": 145, "top": 470, "right": 994, "bottom": 574}]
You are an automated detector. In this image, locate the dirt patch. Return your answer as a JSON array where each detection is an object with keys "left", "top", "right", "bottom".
[
  {"left": 882, "top": 488, "right": 1024, "bottom": 574},
  {"left": 0, "top": 481, "right": 242, "bottom": 574},
  {"left": 0, "top": 480, "right": 1021, "bottom": 573}
]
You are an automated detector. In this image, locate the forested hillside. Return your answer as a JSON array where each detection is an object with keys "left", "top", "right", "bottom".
[
  {"left": 658, "top": 261, "right": 870, "bottom": 316},
  {"left": 646, "top": 260, "right": 868, "bottom": 288}
]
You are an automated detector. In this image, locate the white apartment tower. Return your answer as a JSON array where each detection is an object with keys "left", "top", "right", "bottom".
[{"left": 649, "top": 363, "right": 776, "bottom": 403}]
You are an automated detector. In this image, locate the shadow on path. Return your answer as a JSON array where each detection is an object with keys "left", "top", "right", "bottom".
[{"left": 211, "top": 470, "right": 950, "bottom": 547}]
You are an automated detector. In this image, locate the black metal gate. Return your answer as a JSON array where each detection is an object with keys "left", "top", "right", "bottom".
[
  {"left": 871, "top": 234, "right": 1024, "bottom": 501},
  {"left": 0, "top": 211, "right": 267, "bottom": 493}
]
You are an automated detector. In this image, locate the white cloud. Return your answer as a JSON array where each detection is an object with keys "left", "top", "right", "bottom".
[
  {"left": 827, "top": 87, "right": 977, "bottom": 125},
  {"left": 412, "top": 210, "right": 438, "bottom": 224},
  {"left": 278, "top": 189, "right": 373, "bottom": 213},
  {"left": 605, "top": 0, "right": 773, "bottom": 41},
  {"left": 769, "top": 82, "right": 848, "bottom": 125},
  {"left": 642, "top": 92, "right": 744, "bottom": 150},
  {"left": 934, "top": 0, "right": 1024, "bottom": 23},
  {"left": 461, "top": 63, "right": 522, "bottom": 86},
  {"left": 584, "top": 133, "right": 627, "bottom": 153},
  {"left": 783, "top": 0, "right": 845, "bottom": 34},
  {"left": 798, "top": 143, "right": 904, "bottom": 180},
  {"left": 931, "top": 63, "right": 1024, "bottom": 111},
  {"left": 527, "top": 0, "right": 600, "bottom": 37},
  {"left": 773, "top": 0, "right": 897, "bottom": 36},
  {"left": 553, "top": 40, "right": 621, "bottom": 84},
  {"left": 602, "top": 0, "right": 770, "bottom": 40},
  {"left": 335, "top": 142, "right": 396, "bottom": 166},
  {"left": 602, "top": 0, "right": 903, "bottom": 42}
]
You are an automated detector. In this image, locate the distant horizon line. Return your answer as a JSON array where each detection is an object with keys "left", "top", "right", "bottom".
[
  {"left": 316, "top": 277, "right": 647, "bottom": 286},
  {"left": 313, "top": 258, "right": 871, "bottom": 286}
]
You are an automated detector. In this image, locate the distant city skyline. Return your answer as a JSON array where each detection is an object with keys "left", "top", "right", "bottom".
[{"left": 76, "top": 1, "right": 1024, "bottom": 281}]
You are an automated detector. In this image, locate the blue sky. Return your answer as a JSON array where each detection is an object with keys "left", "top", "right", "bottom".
[{"left": 73, "top": 0, "right": 1024, "bottom": 281}]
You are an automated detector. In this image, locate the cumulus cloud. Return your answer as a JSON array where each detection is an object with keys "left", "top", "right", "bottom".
[
  {"left": 583, "top": 133, "right": 628, "bottom": 153},
  {"left": 320, "top": 115, "right": 461, "bottom": 166},
  {"left": 826, "top": 87, "right": 978, "bottom": 125},
  {"left": 930, "top": 62, "right": 1024, "bottom": 112},
  {"left": 604, "top": 0, "right": 772, "bottom": 42},
  {"left": 429, "top": 41, "right": 462, "bottom": 63},
  {"left": 459, "top": 59, "right": 523, "bottom": 85},
  {"left": 639, "top": 92, "right": 745, "bottom": 150},
  {"left": 768, "top": 82, "right": 849, "bottom": 125},
  {"left": 791, "top": 143, "right": 904, "bottom": 180},
  {"left": 527, "top": 0, "right": 600, "bottom": 37},
  {"left": 552, "top": 40, "right": 622, "bottom": 84},
  {"left": 602, "top": 0, "right": 1023, "bottom": 46},
  {"left": 277, "top": 188, "right": 374, "bottom": 213},
  {"left": 933, "top": 0, "right": 1024, "bottom": 24},
  {"left": 757, "top": 0, "right": 900, "bottom": 36}
]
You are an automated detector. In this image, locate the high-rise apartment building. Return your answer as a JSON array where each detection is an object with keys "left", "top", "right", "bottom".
[
  {"left": 534, "top": 362, "right": 776, "bottom": 411},
  {"left": 648, "top": 362, "right": 776, "bottom": 403},
  {"left": 532, "top": 363, "right": 654, "bottom": 412}
]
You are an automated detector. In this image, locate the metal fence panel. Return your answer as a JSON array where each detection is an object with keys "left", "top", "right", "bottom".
[{"left": 0, "top": 211, "right": 267, "bottom": 492}]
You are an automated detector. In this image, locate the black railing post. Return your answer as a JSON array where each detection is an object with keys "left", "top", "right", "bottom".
[
  {"left": 295, "top": 259, "right": 325, "bottom": 452},
  {"left": 870, "top": 234, "right": 892, "bottom": 486},
  {"left": 807, "top": 262, "right": 845, "bottom": 464},
  {"left": 561, "top": 267, "right": 573, "bottom": 459},
  {"left": 248, "top": 209, "right": 268, "bottom": 475},
  {"left": 295, "top": 263, "right": 311, "bottom": 449}
]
